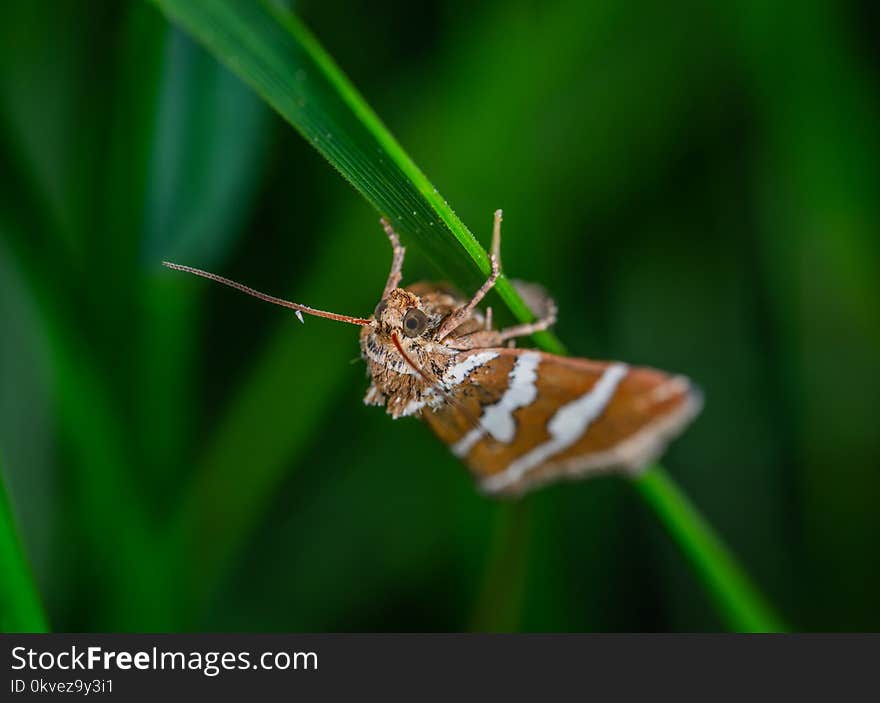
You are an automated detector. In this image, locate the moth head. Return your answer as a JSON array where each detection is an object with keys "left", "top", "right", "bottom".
[{"left": 372, "top": 288, "right": 433, "bottom": 339}]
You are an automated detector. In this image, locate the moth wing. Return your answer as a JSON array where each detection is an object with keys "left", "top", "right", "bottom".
[{"left": 421, "top": 348, "right": 701, "bottom": 496}]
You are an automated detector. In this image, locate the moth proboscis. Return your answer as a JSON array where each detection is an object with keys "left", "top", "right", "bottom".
[{"left": 163, "top": 210, "right": 702, "bottom": 497}]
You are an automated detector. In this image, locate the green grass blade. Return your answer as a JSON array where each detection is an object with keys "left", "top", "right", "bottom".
[
  {"left": 0, "top": 456, "right": 49, "bottom": 632},
  {"left": 1, "top": 212, "right": 169, "bottom": 629},
  {"left": 127, "top": 7, "right": 269, "bottom": 503},
  {"left": 635, "top": 466, "right": 786, "bottom": 632},
  {"left": 469, "top": 502, "right": 532, "bottom": 632},
  {"left": 153, "top": 0, "right": 783, "bottom": 631}
]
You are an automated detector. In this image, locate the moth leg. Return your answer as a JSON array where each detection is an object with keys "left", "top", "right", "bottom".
[
  {"left": 485, "top": 306, "right": 493, "bottom": 330},
  {"left": 379, "top": 218, "right": 406, "bottom": 299},
  {"left": 444, "top": 300, "right": 554, "bottom": 349},
  {"left": 490, "top": 208, "right": 503, "bottom": 269},
  {"left": 436, "top": 255, "right": 499, "bottom": 341},
  {"left": 496, "top": 296, "right": 558, "bottom": 342},
  {"left": 443, "top": 330, "right": 503, "bottom": 350},
  {"left": 436, "top": 210, "right": 503, "bottom": 341},
  {"left": 363, "top": 382, "right": 386, "bottom": 407}
]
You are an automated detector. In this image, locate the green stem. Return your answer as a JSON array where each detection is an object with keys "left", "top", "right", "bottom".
[
  {"left": 0, "top": 460, "right": 50, "bottom": 633},
  {"left": 634, "top": 465, "right": 786, "bottom": 632},
  {"left": 470, "top": 502, "right": 532, "bottom": 632}
]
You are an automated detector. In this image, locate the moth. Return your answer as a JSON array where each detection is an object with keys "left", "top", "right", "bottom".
[{"left": 164, "top": 210, "right": 701, "bottom": 497}]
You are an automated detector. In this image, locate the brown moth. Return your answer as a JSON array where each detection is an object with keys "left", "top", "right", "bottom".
[{"left": 164, "top": 210, "right": 701, "bottom": 497}]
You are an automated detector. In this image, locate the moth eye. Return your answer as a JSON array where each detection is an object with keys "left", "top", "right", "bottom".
[
  {"left": 374, "top": 300, "right": 387, "bottom": 319},
  {"left": 402, "top": 308, "right": 428, "bottom": 338}
]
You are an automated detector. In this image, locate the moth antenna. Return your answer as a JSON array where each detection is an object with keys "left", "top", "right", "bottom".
[{"left": 162, "top": 262, "right": 374, "bottom": 327}]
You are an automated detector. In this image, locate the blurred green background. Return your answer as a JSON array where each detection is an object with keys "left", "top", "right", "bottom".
[{"left": 1, "top": 0, "right": 879, "bottom": 631}]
